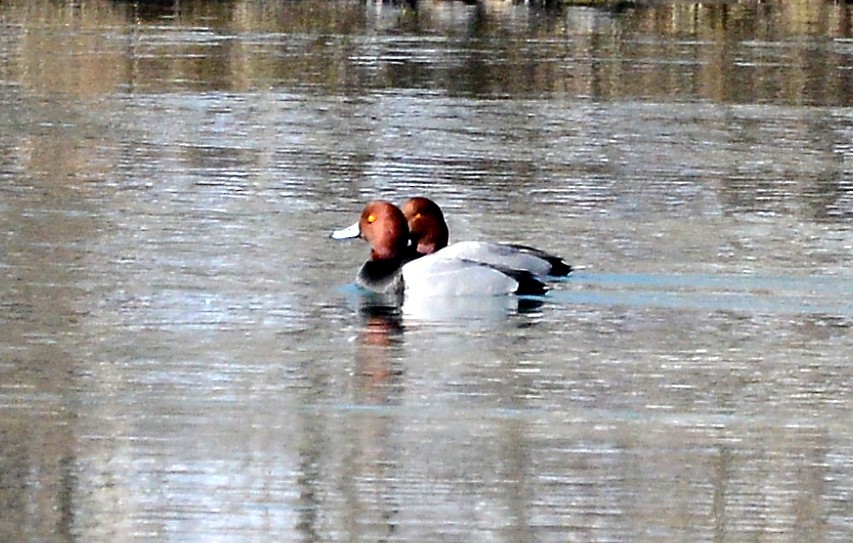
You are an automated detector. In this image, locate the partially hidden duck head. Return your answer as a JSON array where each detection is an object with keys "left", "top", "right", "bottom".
[{"left": 401, "top": 196, "right": 449, "bottom": 259}]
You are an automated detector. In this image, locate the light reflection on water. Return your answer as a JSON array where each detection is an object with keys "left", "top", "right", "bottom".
[
  {"left": 0, "top": 0, "right": 852, "bottom": 542},
  {"left": 561, "top": 272, "right": 853, "bottom": 315}
]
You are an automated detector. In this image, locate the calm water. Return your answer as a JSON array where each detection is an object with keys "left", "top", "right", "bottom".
[{"left": 1, "top": 0, "right": 852, "bottom": 541}]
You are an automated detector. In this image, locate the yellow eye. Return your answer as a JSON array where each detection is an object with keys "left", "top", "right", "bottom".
[
  {"left": 367, "top": 214, "right": 376, "bottom": 223},
  {"left": 415, "top": 213, "right": 422, "bottom": 220}
]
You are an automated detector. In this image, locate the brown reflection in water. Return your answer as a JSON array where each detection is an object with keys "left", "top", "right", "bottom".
[
  {"left": 0, "top": 0, "right": 849, "bottom": 102},
  {"left": 355, "top": 307, "right": 405, "bottom": 405},
  {"left": 0, "top": 417, "right": 77, "bottom": 541},
  {"left": 0, "top": 134, "right": 91, "bottom": 542},
  {"left": 0, "top": 9, "right": 113, "bottom": 529}
]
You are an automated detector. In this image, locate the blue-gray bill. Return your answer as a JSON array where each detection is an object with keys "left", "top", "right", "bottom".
[{"left": 330, "top": 222, "right": 360, "bottom": 239}]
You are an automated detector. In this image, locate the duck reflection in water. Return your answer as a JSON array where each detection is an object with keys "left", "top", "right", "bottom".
[{"left": 354, "top": 296, "right": 405, "bottom": 404}]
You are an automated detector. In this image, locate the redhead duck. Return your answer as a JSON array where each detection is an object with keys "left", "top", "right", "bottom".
[
  {"left": 402, "top": 197, "right": 572, "bottom": 277},
  {"left": 331, "top": 201, "right": 547, "bottom": 297}
]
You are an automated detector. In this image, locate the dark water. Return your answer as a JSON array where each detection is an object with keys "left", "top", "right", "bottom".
[{"left": 1, "top": 0, "right": 851, "bottom": 541}]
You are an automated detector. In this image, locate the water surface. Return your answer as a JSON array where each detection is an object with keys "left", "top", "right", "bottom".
[{"left": 0, "top": 1, "right": 851, "bottom": 541}]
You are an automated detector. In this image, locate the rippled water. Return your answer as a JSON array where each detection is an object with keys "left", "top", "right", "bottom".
[{"left": 1, "top": 0, "right": 852, "bottom": 541}]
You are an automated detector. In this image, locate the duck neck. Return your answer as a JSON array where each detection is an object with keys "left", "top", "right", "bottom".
[
  {"left": 357, "top": 256, "right": 405, "bottom": 295},
  {"left": 405, "top": 244, "right": 426, "bottom": 262}
]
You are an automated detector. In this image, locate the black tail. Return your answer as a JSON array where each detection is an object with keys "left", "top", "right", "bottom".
[
  {"left": 544, "top": 257, "right": 572, "bottom": 277},
  {"left": 498, "top": 267, "right": 548, "bottom": 296}
]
